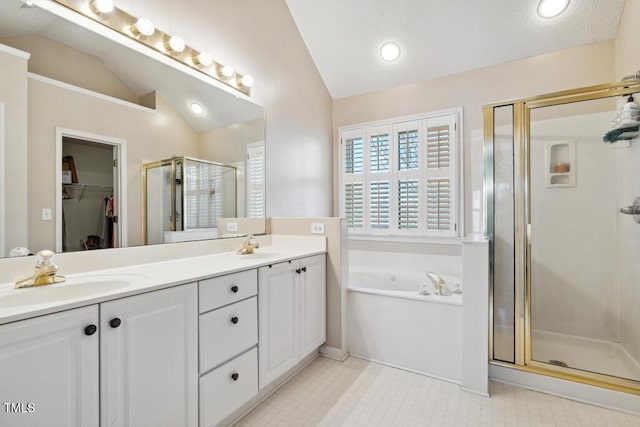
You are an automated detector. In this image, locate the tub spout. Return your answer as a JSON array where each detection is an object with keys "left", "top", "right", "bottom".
[{"left": 425, "top": 271, "right": 452, "bottom": 296}]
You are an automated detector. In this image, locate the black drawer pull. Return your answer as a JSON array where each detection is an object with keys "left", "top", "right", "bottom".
[
  {"left": 231, "top": 372, "right": 239, "bottom": 381},
  {"left": 295, "top": 268, "right": 302, "bottom": 274},
  {"left": 301, "top": 267, "right": 307, "bottom": 272},
  {"left": 230, "top": 285, "right": 239, "bottom": 293},
  {"left": 84, "top": 324, "right": 97, "bottom": 336},
  {"left": 231, "top": 316, "right": 239, "bottom": 324},
  {"left": 109, "top": 318, "right": 121, "bottom": 328}
]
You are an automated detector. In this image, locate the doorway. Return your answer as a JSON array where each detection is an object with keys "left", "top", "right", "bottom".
[{"left": 55, "top": 128, "right": 127, "bottom": 252}]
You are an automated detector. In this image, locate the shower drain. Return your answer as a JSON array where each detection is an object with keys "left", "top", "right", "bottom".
[{"left": 548, "top": 359, "right": 569, "bottom": 368}]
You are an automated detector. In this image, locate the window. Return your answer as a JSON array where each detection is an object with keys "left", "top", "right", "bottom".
[
  {"left": 339, "top": 109, "right": 461, "bottom": 239},
  {"left": 247, "top": 142, "right": 265, "bottom": 218}
]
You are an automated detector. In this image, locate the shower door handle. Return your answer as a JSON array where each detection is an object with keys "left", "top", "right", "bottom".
[
  {"left": 619, "top": 206, "right": 640, "bottom": 215},
  {"left": 619, "top": 197, "right": 640, "bottom": 223}
]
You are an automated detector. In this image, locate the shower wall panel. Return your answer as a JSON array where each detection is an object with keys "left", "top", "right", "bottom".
[{"left": 529, "top": 112, "right": 619, "bottom": 342}]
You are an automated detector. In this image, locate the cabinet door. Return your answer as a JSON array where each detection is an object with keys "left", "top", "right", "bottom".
[
  {"left": 101, "top": 284, "right": 198, "bottom": 427},
  {"left": 0, "top": 306, "right": 99, "bottom": 427},
  {"left": 258, "top": 262, "right": 299, "bottom": 389},
  {"left": 299, "top": 254, "right": 327, "bottom": 358}
]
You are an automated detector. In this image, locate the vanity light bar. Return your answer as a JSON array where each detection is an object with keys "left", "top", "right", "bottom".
[{"left": 51, "top": 0, "right": 253, "bottom": 96}]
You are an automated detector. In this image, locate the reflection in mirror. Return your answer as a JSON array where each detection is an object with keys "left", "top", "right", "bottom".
[
  {"left": 143, "top": 157, "right": 238, "bottom": 245},
  {"left": 0, "top": 0, "right": 266, "bottom": 257}
]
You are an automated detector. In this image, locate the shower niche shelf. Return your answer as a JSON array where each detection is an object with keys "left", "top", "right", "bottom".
[{"left": 545, "top": 140, "right": 576, "bottom": 188}]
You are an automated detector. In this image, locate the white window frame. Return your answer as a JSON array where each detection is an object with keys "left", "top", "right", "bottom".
[{"left": 339, "top": 107, "right": 464, "bottom": 243}]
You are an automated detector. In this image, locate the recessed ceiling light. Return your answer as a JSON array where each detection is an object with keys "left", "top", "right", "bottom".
[
  {"left": 537, "top": 0, "right": 570, "bottom": 18},
  {"left": 190, "top": 101, "right": 205, "bottom": 115},
  {"left": 380, "top": 42, "right": 401, "bottom": 62}
]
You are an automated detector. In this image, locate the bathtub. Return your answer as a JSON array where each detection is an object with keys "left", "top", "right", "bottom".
[{"left": 347, "top": 268, "right": 463, "bottom": 383}]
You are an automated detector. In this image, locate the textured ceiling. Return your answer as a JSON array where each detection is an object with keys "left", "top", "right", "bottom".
[{"left": 286, "top": 0, "right": 626, "bottom": 99}]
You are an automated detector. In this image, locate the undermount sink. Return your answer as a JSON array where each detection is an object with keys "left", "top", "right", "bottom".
[{"left": 0, "top": 274, "right": 146, "bottom": 308}]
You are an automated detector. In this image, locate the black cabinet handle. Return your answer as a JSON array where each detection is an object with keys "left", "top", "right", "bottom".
[
  {"left": 109, "top": 318, "right": 121, "bottom": 328},
  {"left": 231, "top": 372, "right": 239, "bottom": 381},
  {"left": 230, "top": 316, "right": 239, "bottom": 324},
  {"left": 84, "top": 324, "right": 97, "bottom": 336},
  {"left": 295, "top": 268, "right": 302, "bottom": 274},
  {"left": 301, "top": 267, "right": 307, "bottom": 272},
  {"left": 230, "top": 285, "right": 239, "bottom": 293}
]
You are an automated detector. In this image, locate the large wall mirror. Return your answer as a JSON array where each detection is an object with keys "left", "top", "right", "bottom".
[{"left": 0, "top": 0, "right": 266, "bottom": 257}]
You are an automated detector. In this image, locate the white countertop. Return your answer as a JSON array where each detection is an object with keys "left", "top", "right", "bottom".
[{"left": 0, "top": 240, "right": 326, "bottom": 325}]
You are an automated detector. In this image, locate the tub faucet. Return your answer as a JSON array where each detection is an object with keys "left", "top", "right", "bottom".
[
  {"left": 425, "top": 271, "right": 452, "bottom": 296},
  {"left": 15, "top": 250, "right": 66, "bottom": 288},
  {"left": 237, "top": 234, "right": 259, "bottom": 255}
]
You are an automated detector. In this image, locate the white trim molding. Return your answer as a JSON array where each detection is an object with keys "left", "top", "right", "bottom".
[{"left": 55, "top": 127, "right": 128, "bottom": 252}]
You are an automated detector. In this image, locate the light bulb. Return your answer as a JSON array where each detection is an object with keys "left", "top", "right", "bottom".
[
  {"left": 190, "top": 102, "right": 205, "bottom": 115},
  {"left": 240, "top": 75, "right": 254, "bottom": 88},
  {"left": 220, "top": 65, "right": 234, "bottom": 78},
  {"left": 132, "top": 18, "right": 155, "bottom": 37},
  {"left": 537, "top": 0, "right": 570, "bottom": 18},
  {"left": 195, "top": 52, "right": 213, "bottom": 67},
  {"left": 91, "top": 0, "right": 114, "bottom": 14},
  {"left": 167, "top": 35, "right": 185, "bottom": 53},
  {"left": 380, "top": 42, "right": 401, "bottom": 62}
]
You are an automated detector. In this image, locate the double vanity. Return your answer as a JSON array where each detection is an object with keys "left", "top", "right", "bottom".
[{"left": 0, "top": 237, "right": 326, "bottom": 427}]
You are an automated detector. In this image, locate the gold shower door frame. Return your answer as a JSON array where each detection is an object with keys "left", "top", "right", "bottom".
[{"left": 484, "top": 79, "right": 640, "bottom": 395}]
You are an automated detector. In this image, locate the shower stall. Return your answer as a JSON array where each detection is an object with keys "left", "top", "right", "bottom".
[
  {"left": 484, "top": 79, "right": 640, "bottom": 394},
  {"left": 143, "top": 157, "right": 237, "bottom": 244}
]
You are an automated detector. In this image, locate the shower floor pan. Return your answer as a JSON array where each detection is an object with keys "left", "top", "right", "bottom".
[{"left": 531, "top": 329, "right": 640, "bottom": 382}]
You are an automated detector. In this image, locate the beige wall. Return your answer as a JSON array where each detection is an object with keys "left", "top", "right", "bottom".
[
  {"left": 615, "top": 0, "right": 640, "bottom": 80},
  {"left": 123, "top": 0, "right": 333, "bottom": 217},
  {"left": 1, "top": 35, "right": 139, "bottom": 104},
  {"left": 0, "top": 48, "right": 29, "bottom": 255},
  {"left": 333, "top": 41, "right": 616, "bottom": 232},
  {"left": 199, "top": 118, "right": 265, "bottom": 165},
  {"left": 28, "top": 78, "right": 199, "bottom": 252}
]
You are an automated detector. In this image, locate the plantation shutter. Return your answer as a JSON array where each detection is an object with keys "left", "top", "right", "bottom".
[
  {"left": 395, "top": 120, "right": 421, "bottom": 234},
  {"left": 342, "top": 129, "right": 365, "bottom": 231},
  {"left": 247, "top": 143, "right": 265, "bottom": 218},
  {"left": 185, "top": 160, "right": 219, "bottom": 229},
  {"left": 423, "top": 115, "right": 456, "bottom": 236},
  {"left": 367, "top": 125, "right": 391, "bottom": 231}
]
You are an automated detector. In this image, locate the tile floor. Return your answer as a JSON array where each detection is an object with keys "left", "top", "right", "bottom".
[{"left": 236, "top": 356, "right": 640, "bottom": 427}]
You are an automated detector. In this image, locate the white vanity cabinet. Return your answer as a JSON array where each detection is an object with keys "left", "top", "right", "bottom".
[
  {"left": 258, "top": 254, "right": 326, "bottom": 389},
  {"left": 100, "top": 283, "right": 198, "bottom": 427},
  {"left": 0, "top": 284, "right": 198, "bottom": 427},
  {"left": 198, "top": 270, "right": 259, "bottom": 427},
  {"left": 0, "top": 306, "right": 100, "bottom": 427}
]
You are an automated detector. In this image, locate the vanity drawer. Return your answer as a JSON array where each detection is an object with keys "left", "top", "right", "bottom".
[
  {"left": 200, "top": 347, "right": 258, "bottom": 427},
  {"left": 199, "top": 269, "right": 257, "bottom": 313},
  {"left": 200, "top": 297, "right": 258, "bottom": 373}
]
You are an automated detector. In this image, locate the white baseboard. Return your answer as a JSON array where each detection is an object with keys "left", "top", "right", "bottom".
[
  {"left": 319, "top": 345, "right": 349, "bottom": 361},
  {"left": 460, "top": 386, "right": 490, "bottom": 397},
  {"left": 349, "top": 353, "right": 460, "bottom": 385}
]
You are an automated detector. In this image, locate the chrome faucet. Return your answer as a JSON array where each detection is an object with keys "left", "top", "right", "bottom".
[
  {"left": 14, "top": 250, "right": 66, "bottom": 288},
  {"left": 237, "top": 234, "right": 260, "bottom": 255},
  {"left": 425, "top": 271, "right": 452, "bottom": 296}
]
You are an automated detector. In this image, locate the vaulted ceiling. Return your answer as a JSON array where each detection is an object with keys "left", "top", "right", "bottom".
[{"left": 286, "top": 0, "right": 626, "bottom": 99}]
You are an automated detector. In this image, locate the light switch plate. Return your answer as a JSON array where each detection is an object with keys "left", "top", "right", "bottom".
[
  {"left": 227, "top": 222, "right": 238, "bottom": 232},
  {"left": 42, "top": 208, "right": 52, "bottom": 221},
  {"left": 311, "top": 222, "right": 325, "bottom": 234}
]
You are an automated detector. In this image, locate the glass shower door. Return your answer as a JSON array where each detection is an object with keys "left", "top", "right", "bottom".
[{"left": 528, "top": 96, "right": 640, "bottom": 383}]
